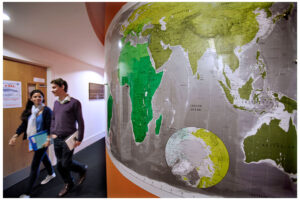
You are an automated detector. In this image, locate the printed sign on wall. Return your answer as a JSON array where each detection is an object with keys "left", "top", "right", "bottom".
[
  {"left": 89, "top": 83, "right": 104, "bottom": 100},
  {"left": 3, "top": 80, "right": 22, "bottom": 108}
]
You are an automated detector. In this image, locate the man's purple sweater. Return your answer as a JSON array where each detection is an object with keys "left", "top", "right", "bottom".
[{"left": 50, "top": 97, "right": 84, "bottom": 141}]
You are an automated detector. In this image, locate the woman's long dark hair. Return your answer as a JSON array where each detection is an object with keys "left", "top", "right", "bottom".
[{"left": 20, "top": 89, "right": 45, "bottom": 121}]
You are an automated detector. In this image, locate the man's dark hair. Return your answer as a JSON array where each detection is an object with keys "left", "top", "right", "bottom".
[{"left": 51, "top": 78, "right": 68, "bottom": 92}]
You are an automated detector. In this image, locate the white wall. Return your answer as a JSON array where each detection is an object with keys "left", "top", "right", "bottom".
[{"left": 3, "top": 34, "right": 106, "bottom": 163}]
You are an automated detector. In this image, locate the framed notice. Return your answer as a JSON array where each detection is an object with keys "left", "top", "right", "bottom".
[
  {"left": 89, "top": 83, "right": 104, "bottom": 100},
  {"left": 3, "top": 80, "right": 22, "bottom": 108}
]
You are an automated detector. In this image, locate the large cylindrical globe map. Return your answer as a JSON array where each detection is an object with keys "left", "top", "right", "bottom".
[{"left": 105, "top": 2, "right": 297, "bottom": 197}]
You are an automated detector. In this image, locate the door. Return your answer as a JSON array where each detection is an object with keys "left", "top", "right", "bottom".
[{"left": 3, "top": 59, "right": 47, "bottom": 177}]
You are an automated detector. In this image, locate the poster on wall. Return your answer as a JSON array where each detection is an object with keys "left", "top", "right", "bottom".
[
  {"left": 89, "top": 83, "right": 104, "bottom": 100},
  {"left": 3, "top": 80, "right": 22, "bottom": 108}
]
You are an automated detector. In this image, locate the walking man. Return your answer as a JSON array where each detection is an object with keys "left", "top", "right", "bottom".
[{"left": 50, "top": 78, "right": 87, "bottom": 197}]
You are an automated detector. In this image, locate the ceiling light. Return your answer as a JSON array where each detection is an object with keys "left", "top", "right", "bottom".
[{"left": 3, "top": 12, "right": 10, "bottom": 21}]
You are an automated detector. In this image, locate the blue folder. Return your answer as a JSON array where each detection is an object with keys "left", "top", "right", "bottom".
[{"left": 28, "top": 130, "right": 48, "bottom": 151}]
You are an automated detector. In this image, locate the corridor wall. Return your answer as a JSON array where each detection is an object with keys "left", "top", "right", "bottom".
[{"left": 3, "top": 34, "right": 105, "bottom": 188}]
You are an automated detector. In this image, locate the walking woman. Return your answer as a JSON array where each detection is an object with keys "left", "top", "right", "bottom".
[{"left": 8, "top": 89, "right": 56, "bottom": 198}]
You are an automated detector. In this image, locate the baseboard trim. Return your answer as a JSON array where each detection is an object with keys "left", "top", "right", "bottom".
[
  {"left": 74, "top": 131, "right": 106, "bottom": 154},
  {"left": 3, "top": 166, "right": 31, "bottom": 190}
]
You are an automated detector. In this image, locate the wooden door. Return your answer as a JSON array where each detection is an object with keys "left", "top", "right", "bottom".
[{"left": 3, "top": 59, "right": 47, "bottom": 177}]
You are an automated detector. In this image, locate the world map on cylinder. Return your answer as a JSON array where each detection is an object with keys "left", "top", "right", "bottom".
[{"left": 105, "top": 2, "right": 297, "bottom": 197}]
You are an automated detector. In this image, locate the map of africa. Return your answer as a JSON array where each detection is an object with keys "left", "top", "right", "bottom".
[{"left": 105, "top": 2, "right": 297, "bottom": 197}]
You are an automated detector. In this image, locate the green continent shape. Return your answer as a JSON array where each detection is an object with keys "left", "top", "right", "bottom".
[
  {"left": 253, "top": 93, "right": 260, "bottom": 104},
  {"left": 238, "top": 77, "right": 253, "bottom": 100},
  {"left": 143, "top": 25, "right": 172, "bottom": 70},
  {"left": 192, "top": 129, "right": 230, "bottom": 188},
  {"left": 155, "top": 114, "right": 163, "bottom": 135},
  {"left": 223, "top": 70, "right": 231, "bottom": 89},
  {"left": 123, "top": 2, "right": 273, "bottom": 73},
  {"left": 118, "top": 42, "right": 163, "bottom": 143},
  {"left": 261, "top": 71, "right": 266, "bottom": 79},
  {"left": 219, "top": 81, "right": 234, "bottom": 104},
  {"left": 256, "top": 50, "right": 260, "bottom": 62},
  {"left": 273, "top": 3, "right": 294, "bottom": 23},
  {"left": 233, "top": 105, "right": 247, "bottom": 111},
  {"left": 243, "top": 118, "right": 297, "bottom": 174},
  {"left": 107, "top": 94, "right": 113, "bottom": 135},
  {"left": 274, "top": 95, "right": 297, "bottom": 114}
]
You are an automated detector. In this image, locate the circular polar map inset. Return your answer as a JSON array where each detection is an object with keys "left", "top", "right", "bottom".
[{"left": 165, "top": 127, "right": 229, "bottom": 188}]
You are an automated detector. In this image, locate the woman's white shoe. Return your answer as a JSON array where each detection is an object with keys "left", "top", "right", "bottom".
[
  {"left": 41, "top": 172, "right": 56, "bottom": 185},
  {"left": 19, "top": 194, "right": 30, "bottom": 198}
]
